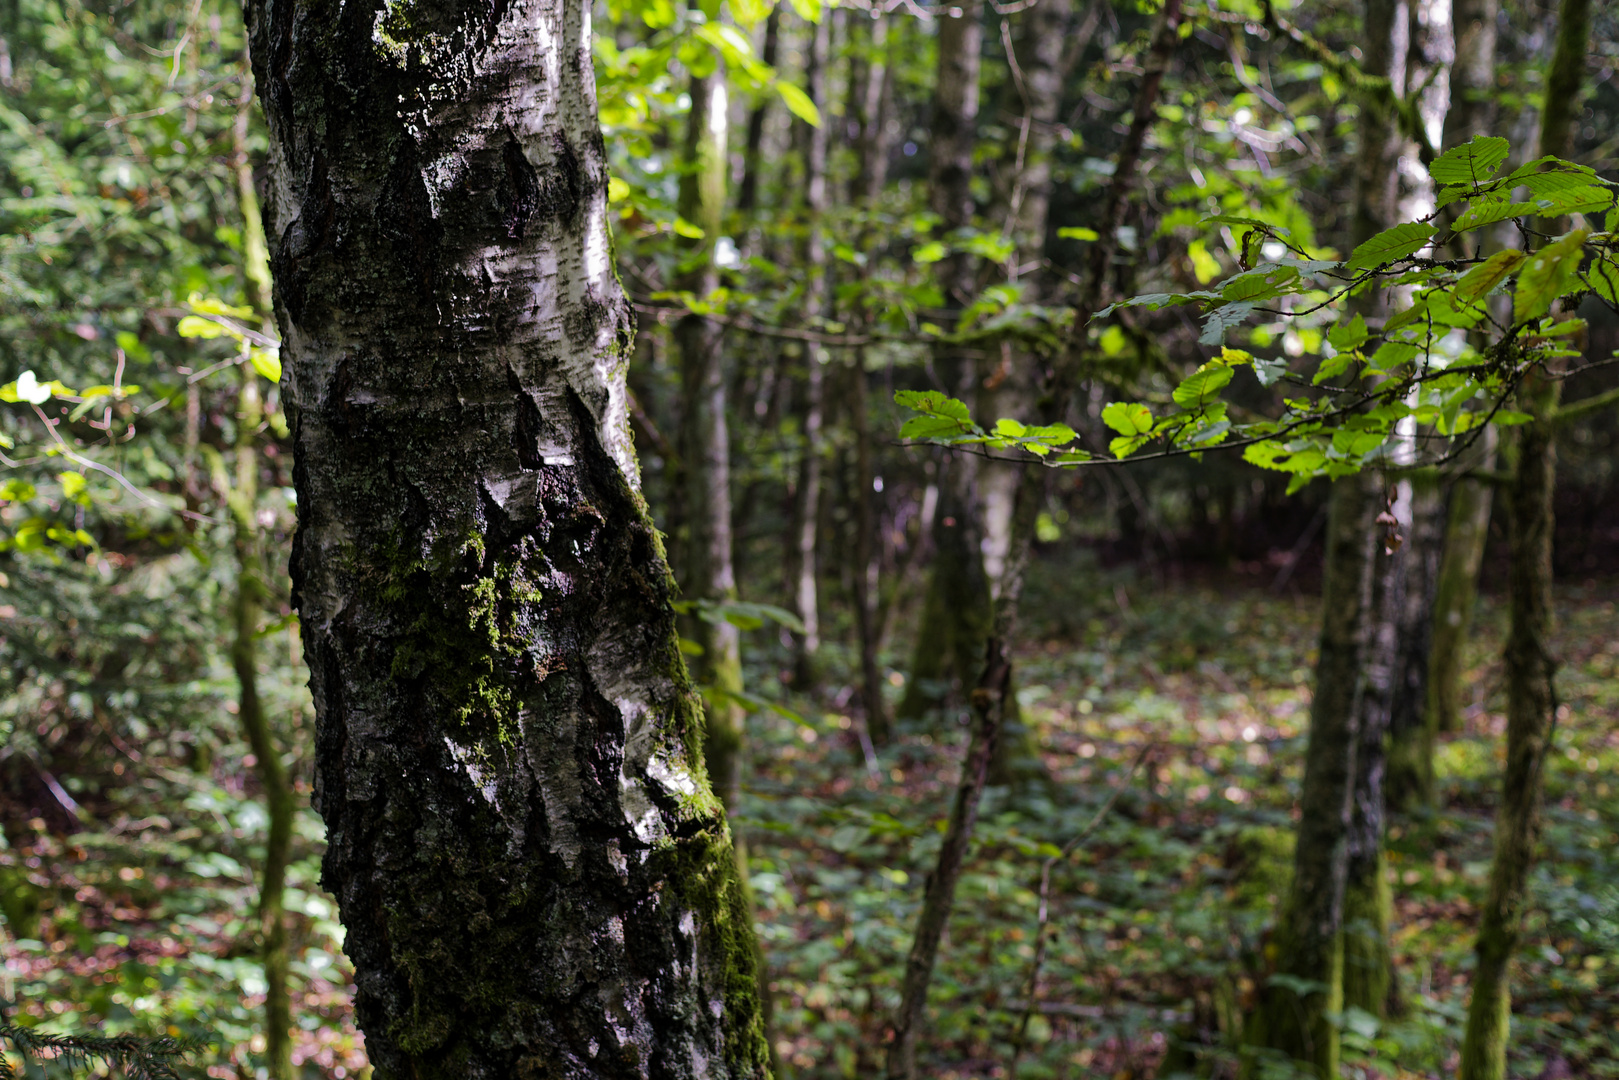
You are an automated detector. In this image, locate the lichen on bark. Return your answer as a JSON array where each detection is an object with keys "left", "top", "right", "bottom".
[{"left": 245, "top": 0, "right": 768, "bottom": 1074}]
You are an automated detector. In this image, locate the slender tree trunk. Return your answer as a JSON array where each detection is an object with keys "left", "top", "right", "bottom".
[
  {"left": 850, "top": 11, "right": 893, "bottom": 742},
  {"left": 736, "top": 5, "right": 779, "bottom": 217},
  {"left": 791, "top": 10, "right": 831, "bottom": 688},
  {"left": 233, "top": 102, "right": 294, "bottom": 1080},
  {"left": 887, "top": 2, "right": 1181, "bottom": 1073},
  {"left": 1426, "top": 431, "right": 1496, "bottom": 739},
  {"left": 1458, "top": 376, "right": 1561, "bottom": 1080},
  {"left": 1419, "top": 0, "right": 1499, "bottom": 749},
  {"left": 1385, "top": 475, "right": 1446, "bottom": 810},
  {"left": 245, "top": 1, "right": 768, "bottom": 1073},
  {"left": 677, "top": 71, "right": 746, "bottom": 813},
  {"left": 981, "top": 0, "right": 1087, "bottom": 795},
  {"left": 1459, "top": 4, "right": 1588, "bottom": 1070},
  {"left": 1247, "top": 0, "right": 1399, "bottom": 1065},
  {"left": 900, "top": 0, "right": 988, "bottom": 730},
  {"left": 1242, "top": 476, "right": 1378, "bottom": 1078}
]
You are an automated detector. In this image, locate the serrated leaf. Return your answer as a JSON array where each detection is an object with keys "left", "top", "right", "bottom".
[
  {"left": 1532, "top": 184, "right": 1614, "bottom": 217},
  {"left": 1327, "top": 313, "right": 1369, "bottom": 351},
  {"left": 1109, "top": 434, "right": 1150, "bottom": 460},
  {"left": 899, "top": 416, "right": 968, "bottom": 439},
  {"left": 1456, "top": 249, "right": 1528, "bottom": 304},
  {"left": 1313, "top": 352, "right": 1355, "bottom": 385},
  {"left": 894, "top": 389, "right": 970, "bottom": 420},
  {"left": 1345, "top": 222, "right": 1436, "bottom": 271},
  {"left": 1252, "top": 357, "right": 1288, "bottom": 386},
  {"left": 1198, "top": 301, "right": 1257, "bottom": 345},
  {"left": 1452, "top": 197, "right": 1538, "bottom": 233},
  {"left": 994, "top": 418, "right": 1027, "bottom": 437},
  {"left": 1428, "top": 135, "right": 1510, "bottom": 186},
  {"left": 1514, "top": 229, "right": 1589, "bottom": 323},
  {"left": 1172, "top": 366, "right": 1234, "bottom": 410},
  {"left": 1101, "top": 402, "right": 1154, "bottom": 436},
  {"left": 1220, "top": 265, "right": 1300, "bottom": 302},
  {"left": 1369, "top": 340, "right": 1421, "bottom": 372}
]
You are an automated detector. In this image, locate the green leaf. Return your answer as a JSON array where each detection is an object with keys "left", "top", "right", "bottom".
[
  {"left": 1057, "top": 226, "right": 1099, "bottom": 241},
  {"left": 894, "top": 390, "right": 970, "bottom": 420},
  {"left": 1514, "top": 229, "right": 1589, "bottom": 323},
  {"left": 1451, "top": 198, "right": 1537, "bottom": 233},
  {"left": 0, "top": 480, "right": 36, "bottom": 502},
  {"left": 672, "top": 217, "right": 705, "bottom": 239},
  {"left": 774, "top": 80, "right": 821, "bottom": 128},
  {"left": 1532, "top": 184, "right": 1614, "bottom": 217},
  {"left": 1455, "top": 249, "right": 1528, "bottom": 305},
  {"left": 994, "top": 418, "right": 1027, "bottom": 437},
  {"left": 249, "top": 348, "right": 282, "bottom": 382},
  {"left": 1220, "top": 265, "right": 1299, "bottom": 302},
  {"left": 1101, "top": 402, "right": 1154, "bottom": 436},
  {"left": 1490, "top": 409, "right": 1534, "bottom": 426},
  {"left": 1427, "top": 135, "right": 1510, "bottom": 186},
  {"left": 1327, "top": 313, "right": 1369, "bottom": 351},
  {"left": 1312, "top": 352, "right": 1355, "bottom": 385},
  {"left": 176, "top": 315, "right": 229, "bottom": 339},
  {"left": 898, "top": 415, "right": 969, "bottom": 439},
  {"left": 1109, "top": 434, "right": 1150, "bottom": 460},
  {"left": 911, "top": 240, "right": 948, "bottom": 264},
  {"left": 1345, "top": 222, "right": 1436, "bottom": 271},
  {"left": 1172, "top": 366, "right": 1234, "bottom": 410},
  {"left": 1198, "top": 301, "right": 1257, "bottom": 345}
]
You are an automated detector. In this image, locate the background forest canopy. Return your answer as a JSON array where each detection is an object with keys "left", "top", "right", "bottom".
[{"left": 1, "top": 0, "right": 1617, "bottom": 1078}]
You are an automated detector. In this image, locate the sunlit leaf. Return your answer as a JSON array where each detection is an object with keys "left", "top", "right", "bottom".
[
  {"left": 1345, "top": 222, "right": 1435, "bottom": 271},
  {"left": 1427, "top": 135, "right": 1510, "bottom": 186}
]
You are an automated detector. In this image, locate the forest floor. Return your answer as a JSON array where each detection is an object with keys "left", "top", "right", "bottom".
[{"left": 3, "top": 560, "right": 1616, "bottom": 1080}]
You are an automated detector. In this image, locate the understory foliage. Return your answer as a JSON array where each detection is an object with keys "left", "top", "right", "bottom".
[{"left": 2, "top": 0, "right": 1617, "bottom": 1076}]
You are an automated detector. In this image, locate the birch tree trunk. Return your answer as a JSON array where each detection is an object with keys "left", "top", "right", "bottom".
[
  {"left": 790, "top": 9, "right": 831, "bottom": 688},
  {"left": 245, "top": 1, "right": 768, "bottom": 1074}
]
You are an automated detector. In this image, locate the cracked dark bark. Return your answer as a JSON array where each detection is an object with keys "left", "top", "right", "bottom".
[{"left": 245, "top": 1, "right": 767, "bottom": 1075}]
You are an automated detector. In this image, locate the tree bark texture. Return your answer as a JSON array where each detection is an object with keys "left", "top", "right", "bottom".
[
  {"left": 1242, "top": 475, "right": 1378, "bottom": 1079},
  {"left": 246, "top": 2, "right": 768, "bottom": 1075},
  {"left": 850, "top": 14, "right": 895, "bottom": 741},
  {"left": 1427, "top": 439, "right": 1495, "bottom": 738},
  {"left": 1341, "top": 484, "right": 1396, "bottom": 1023},
  {"left": 1384, "top": 475, "right": 1445, "bottom": 810},
  {"left": 1458, "top": 378, "right": 1561, "bottom": 1080},
  {"left": 676, "top": 72, "right": 747, "bottom": 816},
  {"left": 902, "top": 0, "right": 988, "bottom": 728},
  {"left": 791, "top": 9, "right": 832, "bottom": 686},
  {"left": 1459, "top": 4, "right": 1587, "bottom": 1067},
  {"left": 1442, "top": 0, "right": 1497, "bottom": 153}
]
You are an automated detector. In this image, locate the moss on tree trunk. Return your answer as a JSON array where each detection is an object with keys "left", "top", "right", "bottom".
[{"left": 246, "top": 1, "right": 768, "bottom": 1074}]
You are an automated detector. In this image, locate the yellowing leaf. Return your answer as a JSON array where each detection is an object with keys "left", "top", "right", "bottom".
[
  {"left": 1455, "top": 249, "right": 1527, "bottom": 305},
  {"left": 250, "top": 348, "right": 283, "bottom": 382}
]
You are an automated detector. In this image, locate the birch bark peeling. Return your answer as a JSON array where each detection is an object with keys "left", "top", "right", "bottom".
[{"left": 245, "top": 1, "right": 767, "bottom": 1075}]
